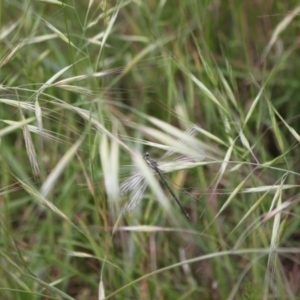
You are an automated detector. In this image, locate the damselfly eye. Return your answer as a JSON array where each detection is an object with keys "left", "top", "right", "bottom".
[{"left": 144, "top": 152, "right": 149, "bottom": 157}]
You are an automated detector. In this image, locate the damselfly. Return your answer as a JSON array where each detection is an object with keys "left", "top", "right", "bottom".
[
  {"left": 143, "top": 152, "right": 191, "bottom": 220},
  {"left": 120, "top": 124, "right": 204, "bottom": 220}
]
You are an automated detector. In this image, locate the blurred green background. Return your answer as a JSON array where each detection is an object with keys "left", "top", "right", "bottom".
[{"left": 1, "top": 1, "right": 300, "bottom": 299}]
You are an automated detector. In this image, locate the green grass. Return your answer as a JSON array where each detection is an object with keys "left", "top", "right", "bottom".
[{"left": 1, "top": 1, "right": 300, "bottom": 299}]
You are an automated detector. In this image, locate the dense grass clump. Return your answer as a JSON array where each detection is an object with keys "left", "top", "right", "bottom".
[{"left": 1, "top": 1, "right": 300, "bottom": 299}]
